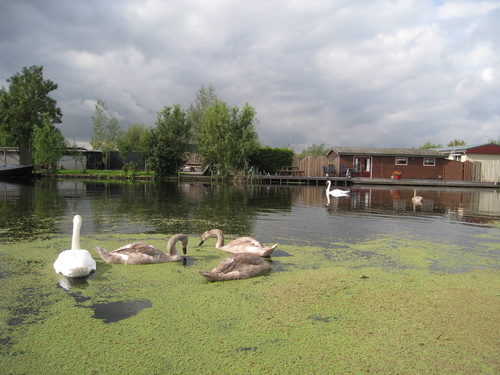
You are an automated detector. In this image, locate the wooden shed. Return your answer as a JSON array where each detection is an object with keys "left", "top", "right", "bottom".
[{"left": 326, "top": 146, "right": 454, "bottom": 179}]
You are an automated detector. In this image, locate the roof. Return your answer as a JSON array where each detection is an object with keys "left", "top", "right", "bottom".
[
  {"left": 327, "top": 146, "right": 446, "bottom": 158},
  {"left": 433, "top": 143, "right": 500, "bottom": 154}
]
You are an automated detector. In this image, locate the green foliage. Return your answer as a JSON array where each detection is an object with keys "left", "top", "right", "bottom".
[
  {"left": 249, "top": 147, "right": 294, "bottom": 174},
  {"left": 0, "top": 65, "right": 62, "bottom": 149},
  {"left": 489, "top": 137, "right": 500, "bottom": 145},
  {"left": 116, "top": 122, "right": 148, "bottom": 163},
  {"left": 32, "top": 114, "right": 68, "bottom": 174},
  {"left": 447, "top": 139, "right": 466, "bottom": 147},
  {"left": 144, "top": 105, "right": 193, "bottom": 177},
  {"left": 197, "top": 101, "right": 259, "bottom": 175},
  {"left": 90, "top": 100, "right": 121, "bottom": 169},
  {"left": 419, "top": 141, "right": 443, "bottom": 149},
  {"left": 188, "top": 84, "right": 219, "bottom": 136},
  {"left": 299, "top": 143, "right": 329, "bottom": 156}
]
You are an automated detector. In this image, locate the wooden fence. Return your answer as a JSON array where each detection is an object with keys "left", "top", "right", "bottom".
[
  {"left": 474, "top": 161, "right": 500, "bottom": 182},
  {"left": 291, "top": 155, "right": 329, "bottom": 176}
]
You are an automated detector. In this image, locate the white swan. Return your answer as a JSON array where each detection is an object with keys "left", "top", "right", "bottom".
[
  {"left": 199, "top": 253, "right": 272, "bottom": 282},
  {"left": 54, "top": 215, "right": 96, "bottom": 278},
  {"left": 199, "top": 229, "right": 278, "bottom": 257},
  {"left": 412, "top": 189, "right": 424, "bottom": 205},
  {"left": 326, "top": 180, "right": 350, "bottom": 197},
  {"left": 93, "top": 234, "right": 188, "bottom": 264}
]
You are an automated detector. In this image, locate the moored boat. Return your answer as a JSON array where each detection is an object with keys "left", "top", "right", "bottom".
[{"left": 0, "top": 164, "right": 34, "bottom": 177}]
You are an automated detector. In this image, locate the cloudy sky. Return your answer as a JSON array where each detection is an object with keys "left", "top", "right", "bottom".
[{"left": 1, "top": 0, "right": 499, "bottom": 152}]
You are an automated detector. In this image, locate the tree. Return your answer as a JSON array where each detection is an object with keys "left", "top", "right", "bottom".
[
  {"left": 197, "top": 101, "right": 259, "bottom": 175},
  {"left": 0, "top": 65, "right": 62, "bottom": 149},
  {"left": 419, "top": 141, "right": 442, "bottom": 149},
  {"left": 32, "top": 114, "right": 68, "bottom": 174},
  {"left": 249, "top": 147, "right": 294, "bottom": 174},
  {"left": 300, "top": 143, "right": 329, "bottom": 156},
  {"left": 116, "top": 123, "right": 148, "bottom": 164},
  {"left": 144, "top": 105, "right": 193, "bottom": 177},
  {"left": 90, "top": 100, "right": 121, "bottom": 169},
  {"left": 188, "top": 84, "right": 219, "bottom": 136},
  {"left": 447, "top": 139, "right": 466, "bottom": 147}
]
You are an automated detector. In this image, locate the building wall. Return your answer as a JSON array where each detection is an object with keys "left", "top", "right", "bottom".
[
  {"left": 465, "top": 153, "right": 500, "bottom": 162},
  {"left": 328, "top": 153, "right": 447, "bottom": 179}
]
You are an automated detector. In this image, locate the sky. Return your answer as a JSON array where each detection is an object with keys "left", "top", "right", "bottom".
[{"left": 1, "top": 0, "right": 499, "bottom": 152}]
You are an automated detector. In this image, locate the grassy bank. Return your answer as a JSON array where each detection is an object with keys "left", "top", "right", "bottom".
[{"left": 1, "top": 233, "right": 499, "bottom": 374}]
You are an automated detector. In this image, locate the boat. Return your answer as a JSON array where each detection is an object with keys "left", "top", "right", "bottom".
[{"left": 0, "top": 164, "right": 34, "bottom": 177}]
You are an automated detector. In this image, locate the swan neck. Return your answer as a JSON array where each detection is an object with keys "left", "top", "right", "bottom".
[
  {"left": 213, "top": 230, "right": 225, "bottom": 248},
  {"left": 71, "top": 215, "right": 82, "bottom": 250},
  {"left": 168, "top": 234, "right": 186, "bottom": 255}
]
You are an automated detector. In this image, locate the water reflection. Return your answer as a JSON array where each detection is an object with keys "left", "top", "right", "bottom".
[{"left": 0, "top": 180, "right": 499, "bottom": 246}]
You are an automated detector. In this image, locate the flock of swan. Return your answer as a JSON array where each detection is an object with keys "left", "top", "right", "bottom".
[
  {"left": 54, "top": 184, "right": 424, "bottom": 282},
  {"left": 53, "top": 215, "right": 277, "bottom": 282}
]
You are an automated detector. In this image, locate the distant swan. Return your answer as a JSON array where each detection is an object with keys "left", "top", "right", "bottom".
[
  {"left": 412, "top": 189, "right": 424, "bottom": 205},
  {"left": 93, "top": 234, "right": 188, "bottom": 265},
  {"left": 326, "top": 180, "right": 350, "bottom": 197},
  {"left": 54, "top": 215, "right": 96, "bottom": 278},
  {"left": 199, "top": 253, "right": 272, "bottom": 282},
  {"left": 199, "top": 229, "right": 277, "bottom": 257}
]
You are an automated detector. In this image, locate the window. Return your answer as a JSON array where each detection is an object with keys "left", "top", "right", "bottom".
[
  {"left": 423, "top": 158, "right": 435, "bottom": 166},
  {"left": 395, "top": 157, "right": 407, "bottom": 165}
]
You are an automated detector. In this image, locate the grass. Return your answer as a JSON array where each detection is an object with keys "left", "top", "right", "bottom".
[{"left": 0, "top": 233, "right": 499, "bottom": 374}]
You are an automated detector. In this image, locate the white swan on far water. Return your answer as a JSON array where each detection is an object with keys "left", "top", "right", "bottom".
[
  {"left": 54, "top": 215, "right": 96, "bottom": 278},
  {"left": 326, "top": 180, "right": 350, "bottom": 197},
  {"left": 412, "top": 189, "right": 424, "bottom": 205}
]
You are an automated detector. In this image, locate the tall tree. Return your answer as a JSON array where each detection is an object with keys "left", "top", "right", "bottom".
[
  {"left": 144, "top": 105, "right": 192, "bottom": 176},
  {"left": 90, "top": 100, "right": 121, "bottom": 169},
  {"left": 32, "top": 114, "right": 68, "bottom": 174},
  {"left": 0, "top": 65, "right": 62, "bottom": 149},
  {"left": 197, "top": 100, "right": 259, "bottom": 175},
  {"left": 188, "top": 84, "right": 219, "bottom": 136}
]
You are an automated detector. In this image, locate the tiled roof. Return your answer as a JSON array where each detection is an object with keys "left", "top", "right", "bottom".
[{"left": 328, "top": 146, "right": 446, "bottom": 157}]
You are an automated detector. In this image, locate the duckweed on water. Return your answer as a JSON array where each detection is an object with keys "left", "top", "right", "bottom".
[{"left": 0, "top": 233, "right": 498, "bottom": 374}]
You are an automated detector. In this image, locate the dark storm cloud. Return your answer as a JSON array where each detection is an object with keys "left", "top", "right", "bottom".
[{"left": 1, "top": 0, "right": 499, "bottom": 151}]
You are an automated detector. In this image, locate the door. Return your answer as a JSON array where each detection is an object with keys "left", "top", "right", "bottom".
[{"left": 354, "top": 157, "right": 372, "bottom": 177}]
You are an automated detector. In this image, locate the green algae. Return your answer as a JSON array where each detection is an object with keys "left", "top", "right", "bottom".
[{"left": 0, "top": 233, "right": 499, "bottom": 374}]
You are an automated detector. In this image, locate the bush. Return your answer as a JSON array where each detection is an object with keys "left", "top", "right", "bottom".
[{"left": 248, "top": 147, "right": 294, "bottom": 175}]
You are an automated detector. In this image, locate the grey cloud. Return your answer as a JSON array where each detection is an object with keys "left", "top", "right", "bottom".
[{"left": 1, "top": 0, "right": 499, "bottom": 151}]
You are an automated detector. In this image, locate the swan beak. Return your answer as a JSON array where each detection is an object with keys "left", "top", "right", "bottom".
[
  {"left": 198, "top": 239, "right": 205, "bottom": 246},
  {"left": 182, "top": 246, "right": 187, "bottom": 255}
]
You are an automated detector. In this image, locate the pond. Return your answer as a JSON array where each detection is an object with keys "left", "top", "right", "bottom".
[
  {"left": 1, "top": 179, "right": 499, "bottom": 374},
  {"left": 1, "top": 179, "right": 499, "bottom": 265}
]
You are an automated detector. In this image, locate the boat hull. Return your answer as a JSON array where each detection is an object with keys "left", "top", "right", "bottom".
[{"left": 0, "top": 164, "right": 34, "bottom": 177}]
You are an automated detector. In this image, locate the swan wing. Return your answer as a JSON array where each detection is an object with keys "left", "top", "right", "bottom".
[{"left": 113, "top": 242, "right": 163, "bottom": 257}]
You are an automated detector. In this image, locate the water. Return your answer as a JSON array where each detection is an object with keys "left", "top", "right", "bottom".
[
  {"left": 1, "top": 179, "right": 499, "bottom": 248},
  {"left": 1, "top": 179, "right": 499, "bottom": 327}
]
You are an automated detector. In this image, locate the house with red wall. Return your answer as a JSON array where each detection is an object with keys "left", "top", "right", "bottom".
[{"left": 326, "top": 146, "right": 464, "bottom": 180}]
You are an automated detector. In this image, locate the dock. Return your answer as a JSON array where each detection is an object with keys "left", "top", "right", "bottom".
[{"left": 257, "top": 175, "right": 499, "bottom": 188}]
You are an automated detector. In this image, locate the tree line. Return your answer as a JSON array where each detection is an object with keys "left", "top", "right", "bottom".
[{"left": 0, "top": 65, "right": 292, "bottom": 176}]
